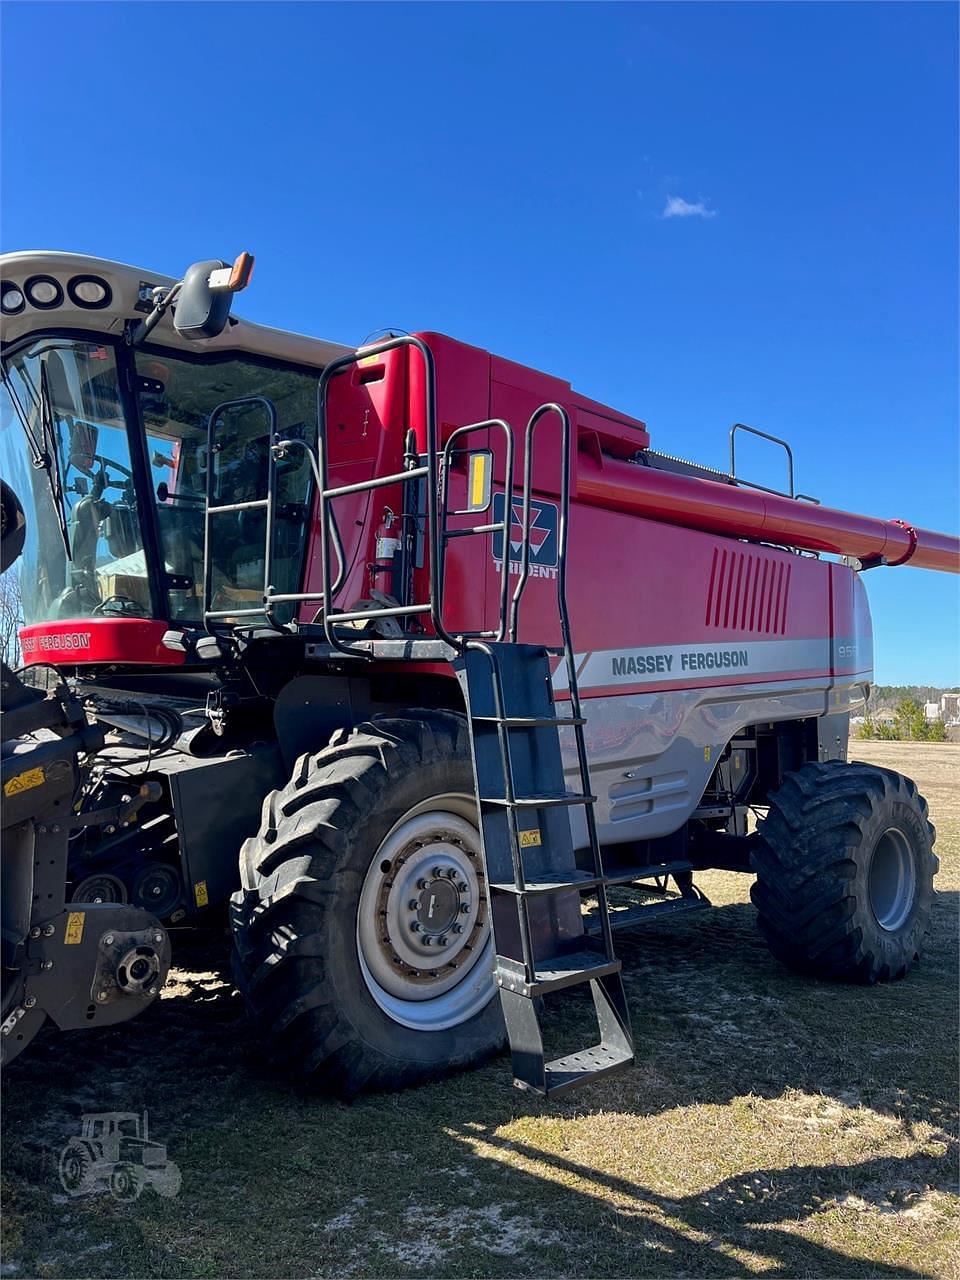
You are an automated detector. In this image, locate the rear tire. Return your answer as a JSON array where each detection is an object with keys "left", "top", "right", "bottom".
[
  {"left": 230, "top": 710, "right": 504, "bottom": 1095},
  {"left": 58, "top": 1142, "right": 96, "bottom": 1196},
  {"left": 751, "top": 761, "right": 937, "bottom": 983}
]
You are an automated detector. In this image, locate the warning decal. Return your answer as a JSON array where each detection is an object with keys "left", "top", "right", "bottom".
[
  {"left": 65, "top": 912, "right": 85, "bottom": 945},
  {"left": 4, "top": 767, "right": 45, "bottom": 797}
]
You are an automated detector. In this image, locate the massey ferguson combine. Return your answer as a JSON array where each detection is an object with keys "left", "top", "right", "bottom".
[{"left": 1, "top": 249, "right": 957, "bottom": 1096}]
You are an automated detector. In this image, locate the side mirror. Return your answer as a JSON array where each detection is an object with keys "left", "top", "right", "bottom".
[{"left": 173, "top": 252, "right": 254, "bottom": 341}]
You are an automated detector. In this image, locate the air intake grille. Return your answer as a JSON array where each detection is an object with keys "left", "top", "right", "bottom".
[{"left": 705, "top": 548, "right": 791, "bottom": 634}]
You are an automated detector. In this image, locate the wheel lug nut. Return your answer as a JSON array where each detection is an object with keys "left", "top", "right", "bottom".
[
  {"left": 459, "top": 904, "right": 470, "bottom": 914},
  {"left": 432, "top": 867, "right": 443, "bottom": 879},
  {"left": 452, "top": 924, "right": 464, "bottom": 934},
  {"left": 417, "top": 879, "right": 429, "bottom": 890},
  {"left": 410, "top": 922, "right": 421, "bottom": 933},
  {"left": 422, "top": 936, "right": 433, "bottom": 946},
  {"left": 437, "top": 936, "right": 448, "bottom": 947},
  {"left": 408, "top": 899, "right": 419, "bottom": 911},
  {"left": 455, "top": 881, "right": 468, "bottom": 893}
]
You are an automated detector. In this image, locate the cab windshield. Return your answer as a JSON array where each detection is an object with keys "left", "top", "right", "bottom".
[
  {"left": 0, "top": 337, "right": 319, "bottom": 629},
  {"left": 1, "top": 339, "right": 146, "bottom": 625}
]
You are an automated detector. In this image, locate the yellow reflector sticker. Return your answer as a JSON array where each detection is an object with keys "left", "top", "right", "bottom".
[
  {"left": 4, "top": 766, "right": 45, "bottom": 796},
  {"left": 466, "top": 451, "right": 492, "bottom": 512},
  {"left": 704, "top": 746, "right": 712, "bottom": 762},
  {"left": 65, "top": 912, "right": 85, "bottom": 945},
  {"left": 519, "top": 829, "right": 542, "bottom": 848},
  {"left": 194, "top": 880, "right": 209, "bottom": 908}
]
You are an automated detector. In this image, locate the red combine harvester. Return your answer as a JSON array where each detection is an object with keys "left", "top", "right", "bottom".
[{"left": 1, "top": 250, "right": 957, "bottom": 1095}]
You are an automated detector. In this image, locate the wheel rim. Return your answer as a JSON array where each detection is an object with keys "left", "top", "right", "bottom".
[
  {"left": 868, "top": 826, "right": 917, "bottom": 931},
  {"left": 357, "top": 793, "right": 495, "bottom": 1031},
  {"left": 61, "top": 1153, "right": 83, "bottom": 1190}
]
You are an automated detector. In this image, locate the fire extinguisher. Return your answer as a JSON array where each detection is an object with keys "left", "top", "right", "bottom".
[{"left": 371, "top": 508, "right": 400, "bottom": 591}]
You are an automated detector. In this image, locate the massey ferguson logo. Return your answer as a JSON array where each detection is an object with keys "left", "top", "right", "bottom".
[
  {"left": 491, "top": 493, "right": 559, "bottom": 579},
  {"left": 21, "top": 631, "right": 92, "bottom": 655}
]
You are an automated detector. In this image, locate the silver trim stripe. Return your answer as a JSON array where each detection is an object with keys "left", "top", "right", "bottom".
[{"left": 555, "top": 638, "right": 834, "bottom": 691}]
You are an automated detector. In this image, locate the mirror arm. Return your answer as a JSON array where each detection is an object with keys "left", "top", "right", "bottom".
[{"left": 129, "top": 281, "right": 182, "bottom": 348}]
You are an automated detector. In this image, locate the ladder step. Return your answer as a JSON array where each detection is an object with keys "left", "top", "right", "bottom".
[
  {"left": 490, "top": 871, "right": 602, "bottom": 896},
  {"left": 587, "top": 895, "right": 711, "bottom": 934},
  {"left": 471, "top": 715, "right": 586, "bottom": 728},
  {"left": 496, "top": 950, "right": 620, "bottom": 996},
  {"left": 603, "top": 859, "right": 695, "bottom": 886},
  {"left": 518, "top": 1043, "right": 634, "bottom": 1098},
  {"left": 480, "top": 792, "right": 596, "bottom": 809}
]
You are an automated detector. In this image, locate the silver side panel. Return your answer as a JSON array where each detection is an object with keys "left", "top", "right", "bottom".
[{"left": 560, "top": 676, "right": 868, "bottom": 850}]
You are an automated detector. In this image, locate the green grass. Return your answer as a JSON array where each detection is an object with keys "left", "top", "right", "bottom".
[{"left": 2, "top": 741, "right": 957, "bottom": 1278}]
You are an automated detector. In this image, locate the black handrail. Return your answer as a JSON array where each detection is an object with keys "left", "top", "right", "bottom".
[
  {"left": 202, "top": 395, "right": 278, "bottom": 625},
  {"left": 261, "top": 436, "right": 347, "bottom": 628},
  {"left": 439, "top": 419, "right": 514, "bottom": 643},
  {"left": 505, "top": 402, "right": 616, "bottom": 968},
  {"left": 729, "top": 422, "right": 795, "bottom": 500},
  {"left": 316, "top": 337, "right": 442, "bottom": 657}
]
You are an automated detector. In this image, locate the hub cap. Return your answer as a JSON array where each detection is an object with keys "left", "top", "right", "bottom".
[
  {"left": 357, "top": 795, "right": 495, "bottom": 1031},
  {"left": 869, "top": 826, "right": 917, "bottom": 932}
]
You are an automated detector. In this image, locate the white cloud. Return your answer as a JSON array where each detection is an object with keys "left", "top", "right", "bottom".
[{"left": 661, "top": 195, "right": 717, "bottom": 220}]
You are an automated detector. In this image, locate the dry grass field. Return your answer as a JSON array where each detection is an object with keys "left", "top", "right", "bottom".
[{"left": 2, "top": 741, "right": 957, "bottom": 1278}]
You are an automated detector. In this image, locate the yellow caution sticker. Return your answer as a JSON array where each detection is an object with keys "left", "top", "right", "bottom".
[
  {"left": 65, "top": 912, "right": 85, "bottom": 945},
  {"left": 519, "top": 829, "right": 542, "bottom": 848},
  {"left": 704, "top": 746, "right": 712, "bottom": 762},
  {"left": 194, "top": 880, "right": 209, "bottom": 908},
  {"left": 4, "top": 766, "right": 45, "bottom": 797}
]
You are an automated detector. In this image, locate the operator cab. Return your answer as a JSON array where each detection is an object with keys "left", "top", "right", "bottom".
[{"left": 0, "top": 252, "right": 350, "bottom": 667}]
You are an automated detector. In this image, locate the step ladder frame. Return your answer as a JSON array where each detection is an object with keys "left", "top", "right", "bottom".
[{"left": 456, "top": 401, "right": 633, "bottom": 1094}]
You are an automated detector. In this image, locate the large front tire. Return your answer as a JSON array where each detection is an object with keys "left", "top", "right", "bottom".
[
  {"left": 751, "top": 762, "right": 937, "bottom": 983},
  {"left": 230, "top": 711, "right": 503, "bottom": 1095}
]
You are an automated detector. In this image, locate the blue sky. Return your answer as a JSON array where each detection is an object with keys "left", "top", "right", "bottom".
[{"left": 2, "top": 1, "right": 957, "bottom": 683}]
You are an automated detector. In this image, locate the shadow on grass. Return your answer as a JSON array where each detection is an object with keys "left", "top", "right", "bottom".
[{"left": 2, "top": 892, "right": 956, "bottom": 1278}]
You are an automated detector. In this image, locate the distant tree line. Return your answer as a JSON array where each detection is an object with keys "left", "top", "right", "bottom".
[
  {"left": 869, "top": 685, "right": 956, "bottom": 709},
  {"left": 859, "top": 697, "right": 948, "bottom": 743}
]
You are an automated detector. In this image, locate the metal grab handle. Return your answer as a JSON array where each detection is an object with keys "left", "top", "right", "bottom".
[
  {"left": 509, "top": 402, "right": 572, "bottom": 644},
  {"left": 729, "top": 422, "right": 795, "bottom": 499},
  {"left": 439, "top": 419, "right": 514, "bottom": 642},
  {"left": 314, "top": 336, "right": 442, "bottom": 657},
  {"left": 202, "top": 395, "right": 278, "bottom": 629},
  {"left": 266, "top": 436, "right": 347, "bottom": 622}
]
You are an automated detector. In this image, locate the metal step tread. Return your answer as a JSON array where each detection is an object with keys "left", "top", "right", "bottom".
[
  {"left": 480, "top": 792, "right": 596, "bottom": 809},
  {"left": 603, "top": 859, "right": 695, "bottom": 886},
  {"left": 519, "top": 1043, "right": 635, "bottom": 1097},
  {"left": 588, "top": 895, "right": 711, "bottom": 934},
  {"left": 489, "top": 871, "right": 602, "bottom": 896},
  {"left": 471, "top": 714, "right": 586, "bottom": 728},
  {"left": 496, "top": 949, "right": 620, "bottom": 996}
]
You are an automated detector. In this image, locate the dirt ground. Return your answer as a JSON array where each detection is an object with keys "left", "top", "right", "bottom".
[{"left": 2, "top": 741, "right": 957, "bottom": 1279}]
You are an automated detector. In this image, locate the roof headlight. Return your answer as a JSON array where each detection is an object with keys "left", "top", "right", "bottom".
[
  {"left": 25, "top": 275, "right": 64, "bottom": 309},
  {"left": 1, "top": 283, "right": 25, "bottom": 315},
  {"left": 68, "top": 275, "right": 112, "bottom": 309}
]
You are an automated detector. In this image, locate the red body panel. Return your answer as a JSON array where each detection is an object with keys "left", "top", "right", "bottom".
[
  {"left": 18, "top": 330, "right": 956, "bottom": 676},
  {"left": 20, "top": 619, "right": 185, "bottom": 667}
]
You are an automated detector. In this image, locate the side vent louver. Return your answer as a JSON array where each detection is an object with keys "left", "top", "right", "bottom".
[{"left": 705, "top": 548, "right": 791, "bottom": 634}]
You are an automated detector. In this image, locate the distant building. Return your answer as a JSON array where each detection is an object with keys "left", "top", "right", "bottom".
[
  {"left": 940, "top": 692, "right": 960, "bottom": 725},
  {"left": 925, "top": 702, "right": 940, "bottom": 721}
]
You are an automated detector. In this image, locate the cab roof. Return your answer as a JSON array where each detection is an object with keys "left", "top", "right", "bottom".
[{"left": 0, "top": 251, "right": 353, "bottom": 369}]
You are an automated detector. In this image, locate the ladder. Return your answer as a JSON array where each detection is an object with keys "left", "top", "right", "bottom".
[
  {"left": 455, "top": 405, "right": 633, "bottom": 1095},
  {"left": 240, "top": 337, "right": 634, "bottom": 1095}
]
